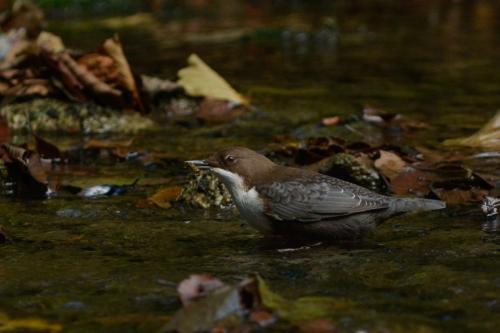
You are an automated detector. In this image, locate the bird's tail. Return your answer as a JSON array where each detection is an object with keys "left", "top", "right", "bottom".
[{"left": 390, "top": 197, "right": 446, "bottom": 213}]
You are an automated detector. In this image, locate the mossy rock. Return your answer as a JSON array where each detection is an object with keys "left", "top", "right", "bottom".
[{"left": 0, "top": 98, "right": 155, "bottom": 133}]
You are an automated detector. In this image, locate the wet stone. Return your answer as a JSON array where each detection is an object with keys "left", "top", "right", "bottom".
[
  {"left": 177, "top": 166, "right": 232, "bottom": 209},
  {"left": 0, "top": 98, "right": 155, "bottom": 133}
]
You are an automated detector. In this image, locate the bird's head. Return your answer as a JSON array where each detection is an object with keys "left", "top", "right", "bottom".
[{"left": 186, "top": 147, "right": 276, "bottom": 190}]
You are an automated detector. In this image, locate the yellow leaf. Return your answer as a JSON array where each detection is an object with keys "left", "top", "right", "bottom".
[
  {"left": 177, "top": 54, "right": 249, "bottom": 105},
  {"left": 148, "top": 186, "right": 182, "bottom": 209},
  {"left": 443, "top": 111, "right": 500, "bottom": 149},
  {"left": 36, "top": 31, "right": 65, "bottom": 53},
  {"left": 0, "top": 313, "right": 62, "bottom": 332}
]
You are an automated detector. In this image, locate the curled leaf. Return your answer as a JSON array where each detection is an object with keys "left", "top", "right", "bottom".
[
  {"left": 101, "top": 35, "right": 145, "bottom": 113},
  {"left": 0, "top": 143, "right": 49, "bottom": 198},
  {"left": 443, "top": 111, "right": 500, "bottom": 149},
  {"left": 177, "top": 54, "right": 249, "bottom": 105}
]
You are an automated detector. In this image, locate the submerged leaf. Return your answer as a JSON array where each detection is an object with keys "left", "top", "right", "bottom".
[
  {"left": 0, "top": 312, "right": 62, "bottom": 332},
  {"left": 148, "top": 186, "right": 182, "bottom": 209},
  {"left": 443, "top": 111, "right": 500, "bottom": 149},
  {"left": 177, "top": 54, "right": 249, "bottom": 105}
]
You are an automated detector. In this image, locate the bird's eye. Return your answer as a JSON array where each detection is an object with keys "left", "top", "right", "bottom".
[{"left": 225, "top": 155, "right": 236, "bottom": 163}]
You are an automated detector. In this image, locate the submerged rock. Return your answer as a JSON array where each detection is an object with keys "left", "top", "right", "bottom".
[
  {"left": 0, "top": 98, "right": 155, "bottom": 133},
  {"left": 177, "top": 166, "right": 232, "bottom": 209},
  {"left": 308, "top": 153, "right": 383, "bottom": 192}
]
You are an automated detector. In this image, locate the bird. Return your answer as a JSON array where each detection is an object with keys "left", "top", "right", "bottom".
[{"left": 186, "top": 147, "right": 445, "bottom": 239}]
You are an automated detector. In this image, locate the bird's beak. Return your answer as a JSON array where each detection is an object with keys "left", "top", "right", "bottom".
[{"left": 185, "top": 160, "right": 211, "bottom": 170}]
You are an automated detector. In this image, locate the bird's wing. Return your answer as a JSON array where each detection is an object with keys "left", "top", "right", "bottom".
[{"left": 257, "top": 174, "right": 389, "bottom": 223}]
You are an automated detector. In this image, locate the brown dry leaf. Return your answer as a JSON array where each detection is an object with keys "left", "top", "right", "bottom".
[
  {"left": 0, "top": 118, "right": 10, "bottom": 144},
  {"left": 250, "top": 310, "right": 276, "bottom": 328},
  {"left": 34, "top": 135, "right": 61, "bottom": 159},
  {"left": 148, "top": 186, "right": 182, "bottom": 209},
  {"left": 101, "top": 35, "right": 145, "bottom": 113},
  {"left": 78, "top": 53, "right": 119, "bottom": 85},
  {"left": 298, "top": 319, "right": 337, "bottom": 333},
  {"left": 84, "top": 138, "right": 133, "bottom": 150},
  {"left": 390, "top": 168, "right": 436, "bottom": 197},
  {"left": 58, "top": 51, "right": 122, "bottom": 103},
  {"left": 4, "top": 78, "right": 54, "bottom": 97},
  {"left": 196, "top": 98, "right": 245, "bottom": 123},
  {"left": 443, "top": 111, "right": 500, "bottom": 149},
  {"left": 321, "top": 116, "right": 341, "bottom": 126},
  {"left": 0, "top": 0, "right": 45, "bottom": 37},
  {"left": 432, "top": 187, "right": 488, "bottom": 205},
  {"left": 177, "top": 53, "right": 249, "bottom": 105},
  {"left": 0, "top": 143, "right": 49, "bottom": 198},
  {"left": 374, "top": 150, "right": 408, "bottom": 181},
  {"left": 177, "top": 274, "right": 225, "bottom": 306}
]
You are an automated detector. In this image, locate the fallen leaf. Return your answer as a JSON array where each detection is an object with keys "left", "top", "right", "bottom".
[
  {"left": 196, "top": 98, "right": 245, "bottom": 123},
  {"left": 177, "top": 53, "right": 249, "bottom": 105},
  {"left": 83, "top": 138, "right": 134, "bottom": 150},
  {"left": 36, "top": 31, "right": 64, "bottom": 53},
  {"left": 0, "top": 143, "right": 49, "bottom": 198},
  {"left": 321, "top": 116, "right": 340, "bottom": 126},
  {"left": 0, "top": 0, "right": 45, "bottom": 38},
  {"left": 101, "top": 35, "right": 145, "bottom": 113},
  {"left": 177, "top": 274, "right": 225, "bottom": 306},
  {"left": 432, "top": 187, "right": 488, "bottom": 205},
  {"left": 0, "top": 312, "right": 62, "bottom": 332},
  {"left": 443, "top": 111, "right": 500, "bottom": 149},
  {"left": 374, "top": 150, "right": 408, "bottom": 181},
  {"left": 390, "top": 168, "right": 435, "bottom": 197},
  {"left": 249, "top": 310, "right": 276, "bottom": 327},
  {"left": 148, "top": 186, "right": 182, "bottom": 209},
  {"left": 0, "top": 118, "right": 9, "bottom": 144},
  {"left": 34, "top": 135, "right": 61, "bottom": 160},
  {"left": 298, "top": 319, "right": 337, "bottom": 333},
  {"left": 78, "top": 53, "right": 119, "bottom": 85}
]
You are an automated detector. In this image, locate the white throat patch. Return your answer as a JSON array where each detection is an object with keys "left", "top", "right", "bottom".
[{"left": 211, "top": 168, "right": 271, "bottom": 233}]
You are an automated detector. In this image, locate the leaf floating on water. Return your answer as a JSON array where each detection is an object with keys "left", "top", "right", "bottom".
[
  {"left": 0, "top": 143, "right": 50, "bottom": 198},
  {"left": 374, "top": 150, "right": 408, "bottom": 181},
  {"left": 196, "top": 98, "right": 245, "bottom": 124},
  {"left": 163, "top": 274, "right": 340, "bottom": 333},
  {"left": 34, "top": 135, "right": 62, "bottom": 160},
  {"left": 177, "top": 54, "right": 249, "bottom": 105},
  {"left": 148, "top": 186, "right": 182, "bottom": 209},
  {"left": 0, "top": 312, "right": 62, "bottom": 332},
  {"left": 390, "top": 168, "right": 435, "bottom": 197},
  {"left": 443, "top": 111, "right": 500, "bottom": 149},
  {"left": 298, "top": 319, "right": 337, "bottom": 333},
  {"left": 321, "top": 116, "right": 341, "bottom": 127}
]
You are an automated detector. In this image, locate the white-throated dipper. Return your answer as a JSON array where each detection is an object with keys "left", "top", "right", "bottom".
[{"left": 187, "top": 147, "right": 445, "bottom": 239}]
